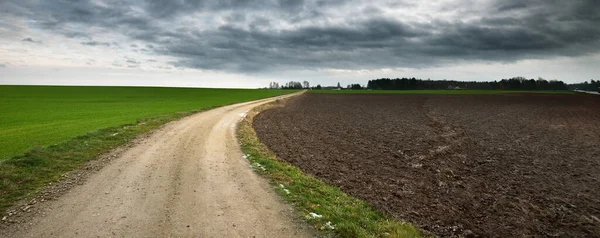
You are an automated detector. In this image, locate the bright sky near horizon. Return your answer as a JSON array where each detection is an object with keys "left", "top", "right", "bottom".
[{"left": 0, "top": 0, "right": 599, "bottom": 88}]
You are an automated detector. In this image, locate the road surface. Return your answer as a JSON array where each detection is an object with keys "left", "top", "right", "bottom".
[{"left": 4, "top": 92, "right": 312, "bottom": 237}]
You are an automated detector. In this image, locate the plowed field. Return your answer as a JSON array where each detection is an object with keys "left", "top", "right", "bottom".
[{"left": 253, "top": 93, "right": 600, "bottom": 237}]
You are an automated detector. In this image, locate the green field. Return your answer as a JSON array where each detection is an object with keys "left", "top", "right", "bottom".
[
  {"left": 311, "top": 89, "right": 575, "bottom": 94},
  {"left": 0, "top": 85, "right": 289, "bottom": 160}
]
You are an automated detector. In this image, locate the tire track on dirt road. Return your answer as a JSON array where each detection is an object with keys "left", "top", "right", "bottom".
[{"left": 2, "top": 92, "right": 314, "bottom": 238}]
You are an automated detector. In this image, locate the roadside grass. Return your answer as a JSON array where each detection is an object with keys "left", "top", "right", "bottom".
[
  {"left": 0, "top": 85, "right": 289, "bottom": 160},
  {"left": 310, "top": 89, "right": 576, "bottom": 95},
  {"left": 237, "top": 102, "right": 423, "bottom": 238},
  {"left": 0, "top": 111, "right": 196, "bottom": 213},
  {"left": 0, "top": 86, "right": 294, "bottom": 214}
]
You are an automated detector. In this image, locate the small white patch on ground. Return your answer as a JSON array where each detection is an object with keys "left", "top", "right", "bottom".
[
  {"left": 321, "top": 221, "right": 335, "bottom": 230},
  {"left": 251, "top": 162, "right": 266, "bottom": 171},
  {"left": 305, "top": 212, "right": 322, "bottom": 219},
  {"left": 278, "top": 184, "right": 291, "bottom": 194}
]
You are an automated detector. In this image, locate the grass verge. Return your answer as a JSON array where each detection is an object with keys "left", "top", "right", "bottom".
[
  {"left": 237, "top": 101, "right": 423, "bottom": 238},
  {"left": 0, "top": 108, "right": 213, "bottom": 214}
]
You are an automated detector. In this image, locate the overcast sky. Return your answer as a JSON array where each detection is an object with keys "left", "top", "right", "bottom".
[{"left": 1, "top": 0, "right": 599, "bottom": 88}]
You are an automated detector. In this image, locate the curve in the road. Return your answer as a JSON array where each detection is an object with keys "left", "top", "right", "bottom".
[{"left": 4, "top": 92, "right": 313, "bottom": 237}]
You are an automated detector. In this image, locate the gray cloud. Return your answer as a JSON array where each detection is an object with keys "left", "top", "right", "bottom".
[
  {"left": 4, "top": 0, "right": 600, "bottom": 73},
  {"left": 81, "top": 41, "right": 111, "bottom": 47},
  {"left": 142, "top": 0, "right": 314, "bottom": 19},
  {"left": 22, "top": 38, "right": 41, "bottom": 44},
  {"left": 124, "top": 57, "right": 141, "bottom": 68},
  {"left": 0, "top": 63, "right": 6, "bottom": 68}
]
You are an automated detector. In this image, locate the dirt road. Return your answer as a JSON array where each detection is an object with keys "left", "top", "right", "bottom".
[{"left": 4, "top": 92, "right": 312, "bottom": 237}]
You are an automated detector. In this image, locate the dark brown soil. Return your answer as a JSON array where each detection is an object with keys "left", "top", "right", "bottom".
[{"left": 253, "top": 93, "right": 600, "bottom": 237}]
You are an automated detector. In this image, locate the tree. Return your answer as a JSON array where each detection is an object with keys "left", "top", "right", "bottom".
[
  {"left": 303, "top": 81, "right": 310, "bottom": 89},
  {"left": 315, "top": 84, "right": 322, "bottom": 90},
  {"left": 282, "top": 81, "right": 302, "bottom": 89},
  {"left": 336, "top": 82, "right": 341, "bottom": 89},
  {"left": 268, "top": 82, "right": 279, "bottom": 89},
  {"left": 347, "top": 84, "right": 363, "bottom": 90}
]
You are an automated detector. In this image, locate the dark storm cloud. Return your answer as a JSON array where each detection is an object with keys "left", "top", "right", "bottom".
[
  {"left": 161, "top": 18, "right": 425, "bottom": 71},
  {"left": 442, "top": 1, "right": 600, "bottom": 57},
  {"left": 4, "top": 0, "right": 600, "bottom": 72},
  {"left": 143, "top": 0, "right": 310, "bottom": 18},
  {"left": 497, "top": 2, "right": 528, "bottom": 12}
]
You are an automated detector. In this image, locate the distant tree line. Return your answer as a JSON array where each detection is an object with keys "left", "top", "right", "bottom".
[
  {"left": 567, "top": 80, "right": 600, "bottom": 91},
  {"left": 269, "top": 81, "right": 311, "bottom": 89},
  {"left": 347, "top": 84, "right": 364, "bottom": 90},
  {"left": 366, "top": 77, "right": 568, "bottom": 90},
  {"left": 268, "top": 77, "right": 572, "bottom": 91}
]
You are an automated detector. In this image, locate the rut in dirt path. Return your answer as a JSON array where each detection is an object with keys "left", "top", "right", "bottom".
[
  {"left": 421, "top": 98, "right": 469, "bottom": 161},
  {"left": 2, "top": 92, "right": 313, "bottom": 238}
]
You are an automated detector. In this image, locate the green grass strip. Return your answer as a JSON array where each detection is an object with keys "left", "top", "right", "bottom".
[{"left": 237, "top": 103, "right": 423, "bottom": 238}]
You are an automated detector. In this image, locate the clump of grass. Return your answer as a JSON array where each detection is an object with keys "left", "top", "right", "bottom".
[{"left": 237, "top": 103, "right": 423, "bottom": 238}]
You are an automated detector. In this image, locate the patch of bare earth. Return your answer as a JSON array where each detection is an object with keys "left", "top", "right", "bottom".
[{"left": 253, "top": 93, "right": 600, "bottom": 237}]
